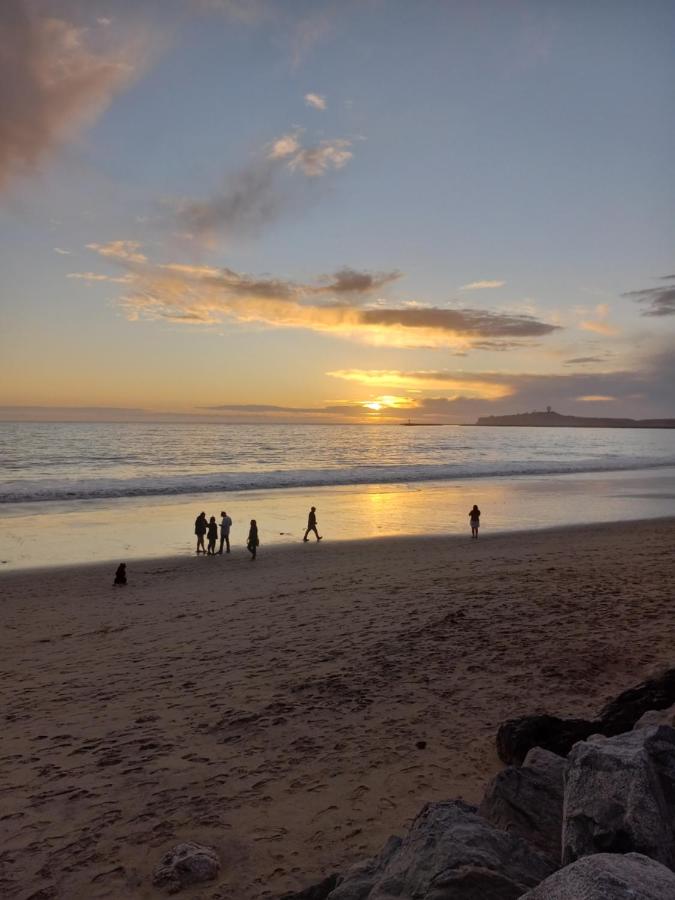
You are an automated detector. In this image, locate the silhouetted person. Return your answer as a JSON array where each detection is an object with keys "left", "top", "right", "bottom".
[
  {"left": 247, "top": 519, "right": 259, "bottom": 560},
  {"left": 207, "top": 516, "right": 218, "bottom": 555},
  {"left": 219, "top": 510, "right": 232, "bottom": 554},
  {"left": 303, "top": 506, "right": 322, "bottom": 542},
  {"left": 113, "top": 562, "right": 127, "bottom": 586},
  {"left": 195, "top": 511, "right": 208, "bottom": 554},
  {"left": 469, "top": 504, "right": 481, "bottom": 539}
]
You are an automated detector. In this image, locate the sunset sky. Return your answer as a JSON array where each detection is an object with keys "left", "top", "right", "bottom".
[{"left": 1, "top": 0, "right": 674, "bottom": 423}]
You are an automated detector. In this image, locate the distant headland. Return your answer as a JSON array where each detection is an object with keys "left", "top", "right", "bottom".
[{"left": 474, "top": 408, "right": 675, "bottom": 429}]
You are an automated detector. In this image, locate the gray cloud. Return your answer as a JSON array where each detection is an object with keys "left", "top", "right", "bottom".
[
  {"left": 173, "top": 132, "right": 353, "bottom": 242},
  {"left": 564, "top": 356, "right": 609, "bottom": 365},
  {"left": 0, "top": 1, "right": 144, "bottom": 190},
  {"left": 319, "top": 267, "right": 401, "bottom": 302},
  {"left": 174, "top": 160, "right": 287, "bottom": 242},
  {"left": 623, "top": 278, "right": 675, "bottom": 317},
  {"left": 359, "top": 307, "right": 559, "bottom": 339}
]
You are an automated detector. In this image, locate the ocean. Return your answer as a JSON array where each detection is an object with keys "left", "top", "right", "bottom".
[{"left": 1, "top": 422, "right": 674, "bottom": 569}]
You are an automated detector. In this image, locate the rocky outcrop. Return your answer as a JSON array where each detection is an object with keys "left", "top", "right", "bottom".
[
  {"left": 496, "top": 714, "right": 596, "bottom": 765},
  {"left": 152, "top": 842, "right": 220, "bottom": 894},
  {"left": 562, "top": 726, "right": 675, "bottom": 868},
  {"left": 521, "top": 852, "right": 675, "bottom": 899},
  {"left": 496, "top": 668, "right": 675, "bottom": 764},
  {"left": 327, "top": 800, "right": 556, "bottom": 899},
  {"left": 479, "top": 746, "right": 565, "bottom": 860},
  {"left": 598, "top": 668, "right": 675, "bottom": 736},
  {"left": 635, "top": 703, "right": 675, "bottom": 730}
]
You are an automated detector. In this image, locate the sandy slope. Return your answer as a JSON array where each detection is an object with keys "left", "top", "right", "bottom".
[{"left": 1, "top": 519, "right": 674, "bottom": 899}]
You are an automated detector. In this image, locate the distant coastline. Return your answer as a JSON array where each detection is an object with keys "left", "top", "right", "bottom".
[{"left": 474, "top": 410, "right": 675, "bottom": 429}]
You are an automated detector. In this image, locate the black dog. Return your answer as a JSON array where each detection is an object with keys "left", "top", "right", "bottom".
[{"left": 113, "top": 563, "right": 127, "bottom": 586}]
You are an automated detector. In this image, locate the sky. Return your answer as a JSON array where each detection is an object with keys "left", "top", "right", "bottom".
[{"left": 1, "top": 0, "right": 674, "bottom": 423}]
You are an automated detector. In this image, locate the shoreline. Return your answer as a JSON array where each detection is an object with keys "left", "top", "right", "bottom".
[
  {"left": 2, "top": 467, "right": 675, "bottom": 572},
  {"left": 2, "top": 518, "right": 675, "bottom": 898},
  {"left": 1, "top": 514, "right": 674, "bottom": 577}
]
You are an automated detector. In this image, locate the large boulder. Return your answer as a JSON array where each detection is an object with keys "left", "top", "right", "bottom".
[
  {"left": 479, "top": 746, "right": 565, "bottom": 860},
  {"left": 562, "top": 725, "right": 675, "bottom": 868},
  {"left": 152, "top": 841, "right": 220, "bottom": 894},
  {"left": 598, "top": 668, "right": 675, "bottom": 736},
  {"left": 327, "top": 836, "right": 401, "bottom": 900},
  {"left": 634, "top": 703, "right": 675, "bottom": 731},
  {"left": 496, "top": 714, "right": 597, "bottom": 765},
  {"left": 327, "top": 800, "right": 556, "bottom": 899},
  {"left": 521, "top": 852, "right": 675, "bottom": 899}
]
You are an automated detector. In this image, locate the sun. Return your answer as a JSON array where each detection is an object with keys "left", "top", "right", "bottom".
[{"left": 364, "top": 401, "right": 383, "bottom": 411}]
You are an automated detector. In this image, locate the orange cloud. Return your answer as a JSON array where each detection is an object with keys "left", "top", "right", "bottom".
[
  {"left": 0, "top": 3, "right": 148, "bottom": 189},
  {"left": 79, "top": 242, "right": 560, "bottom": 351},
  {"left": 326, "top": 369, "right": 515, "bottom": 399}
]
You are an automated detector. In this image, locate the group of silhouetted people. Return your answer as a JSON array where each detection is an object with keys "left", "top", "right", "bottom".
[
  {"left": 114, "top": 502, "right": 481, "bottom": 586},
  {"left": 194, "top": 510, "right": 233, "bottom": 556},
  {"left": 194, "top": 506, "right": 322, "bottom": 561}
]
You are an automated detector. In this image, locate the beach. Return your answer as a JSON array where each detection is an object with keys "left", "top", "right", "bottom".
[{"left": 1, "top": 518, "right": 674, "bottom": 899}]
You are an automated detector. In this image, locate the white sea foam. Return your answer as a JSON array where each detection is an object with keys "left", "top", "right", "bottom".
[{"left": 1, "top": 422, "right": 674, "bottom": 504}]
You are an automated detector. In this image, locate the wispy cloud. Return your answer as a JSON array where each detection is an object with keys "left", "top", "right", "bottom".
[
  {"left": 174, "top": 159, "right": 286, "bottom": 244},
  {"left": 86, "top": 240, "right": 147, "bottom": 264},
  {"left": 460, "top": 280, "right": 506, "bottom": 290},
  {"left": 304, "top": 92, "right": 326, "bottom": 110},
  {"left": 623, "top": 276, "right": 675, "bottom": 317},
  {"left": 564, "top": 355, "right": 609, "bottom": 366},
  {"left": 67, "top": 271, "right": 133, "bottom": 284},
  {"left": 269, "top": 132, "right": 352, "bottom": 176},
  {"left": 173, "top": 129, "right": 354, "bottom": 243},
  {"left": 289, "top": 140, "right": 352, "bottom": 176},
  {"left": 53, "top": 247, "right": 71, "bottom": 255},
  {"left": 79, "top": 242, "right": 559, "bottom": 350},
  {"left": 577, "top": 303, "right": 618, "bottom": 335},
  {"left": 0, "top": 2, "right": 148, "bottom": 190}
]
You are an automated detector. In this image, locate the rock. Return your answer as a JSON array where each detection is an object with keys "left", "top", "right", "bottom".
[
  {"left": 328, "top": 836, "right": 402, "bottom": 900},
  {"left": 562, "top": 725, "right": 675, "bottom": 868},
  {"left": 598, "top": 668, "right": 675, "bottom": 736},
  {"left": 279, "top": 873, "right": 340, "bottom": 899},
  {"left": 152, "top": 841, "right": 220, "bottom": 894},
  {"left": 634, "top": 702, "right": 675, "bottom": 730},
  {"left": 496, "top": 714, "right": 597, "bottom": 765},
  {"left": 327, "top": 800, "right": 555, "bottom": 899},
  {"left": 521, "top": 852, "right": 675, "bottom": 899},
  {"left": 479, "top": 746, "right": 565, "bottom": 860}
]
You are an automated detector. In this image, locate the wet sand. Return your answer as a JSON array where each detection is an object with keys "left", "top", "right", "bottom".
[{"left": 1, "top": 519, "right": 674, "bottom": 898}]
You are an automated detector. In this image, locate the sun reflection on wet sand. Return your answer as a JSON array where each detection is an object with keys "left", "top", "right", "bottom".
[{"left": 1, "top": 468, "right": 674, "bottom": 571}]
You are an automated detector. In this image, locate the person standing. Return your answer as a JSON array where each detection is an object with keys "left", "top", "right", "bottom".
[
  {"left": 303, "top": 506, "right": 322, "bottom": 542},
  {"left": 207, "top": 516, "right": 218, "bottom": 555},
  {"left": 219, "top": 510, "right": 232, "bottom": 554},
  {"left": 469, "top": 504, "right": 481, "bottom": 539},
  {"left": 194, "top": 511, "right": 208, "bottom": 554},
  {"left": 247, "top": 519, "right": 259, "bottom": 560}
]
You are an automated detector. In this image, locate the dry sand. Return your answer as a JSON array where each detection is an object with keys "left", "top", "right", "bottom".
[{"left": 1, "top": 519, "right": 674, "bottom": 899}]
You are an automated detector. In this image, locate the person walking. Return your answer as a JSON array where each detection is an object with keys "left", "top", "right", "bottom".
[
  {"left": 219, "top": 510, "right": 232, "bottom": 554},
  {"left": 469, "top": 504, "right": 481, "bottom": 539},
  {"left": 303, "top": 506, "right": 322, "bottom": 542},
  {"left": 247, "top": 519, "right": 259, "bottom": 560},
  {"left": 207, "top": 516, "right": 218, "bottom": 555},
  {"left": 194, "top": 511, "right": 208, "bottom": 554}
]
